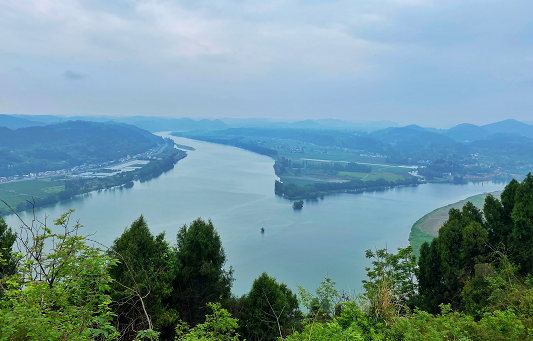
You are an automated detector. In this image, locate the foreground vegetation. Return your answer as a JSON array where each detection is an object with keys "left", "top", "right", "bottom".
[{"left": 1, "top": 174, "right": 533, "bottom": 340}]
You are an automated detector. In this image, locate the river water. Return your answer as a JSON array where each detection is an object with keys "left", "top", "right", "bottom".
[{"left": 4, "top": 135, "right": 506, "bottom": 295}]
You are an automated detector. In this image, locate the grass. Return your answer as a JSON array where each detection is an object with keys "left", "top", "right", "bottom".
[
  {"left": 362, "top": 172, "right": 405, "bottom": 182},
  {"left": 409, "top": 227, "right": 436, "bottom": 257},
  {"left": 280, "top": 177, "right": 322, "bottom": 186},
  {"left": 408, "top": 190, "right": 503, "bottom": 255},
  {"left": 0, "top": 179, "right": 65, "bottom": 212},
  {"left": 375, "top": 166, "right": 413, "bottom": 173},
  {"left": 339, "top": 171, "right": 405, "bottom": 182},
  {"left": 278, "top": 150, "right": 390, "bottom": 165},
  {"left": 338, "top": 171, "right": 368, "bottom": 179}
]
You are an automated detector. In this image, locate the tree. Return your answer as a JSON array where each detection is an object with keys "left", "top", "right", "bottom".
[
  {"left": 242, "top": 272, "right": 301, "bottom": 340},
  {"left": 0, "top": 210, "right": 117, "bottom": 340},
  {"left": 0, "top": 212, "right": 16, "bottom": 279},
  {"left": 483, "top": 194, "right": 507, "bottom": 247},
  {"left": 109, "top": 215, "right": 179, "bottom": 340},
  {"left": 175, "top": 302, "right": 241, "bottom": 341},
  {"left": 509, "top": 173, "right": 533, "bottom": 275},
  {"left": 432, "top": 203, "right": 485, "bottom": 310},
  {"left": 417, "top": 240, "right": 445, "bottom": 314},
  {"left": 174, "top": 218, "right": 234, "bottom": 326},
  {"left": 362, "top": 246, "right": 417, "bottom": 323}
]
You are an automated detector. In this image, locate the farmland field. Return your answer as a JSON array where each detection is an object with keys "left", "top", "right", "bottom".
[{"left": 0, "top": 179, "right": 65, "bottom": 212}]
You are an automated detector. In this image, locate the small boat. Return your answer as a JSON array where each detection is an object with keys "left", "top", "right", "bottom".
[{"left": 261, "top": 227, "right": 265, "bottom": 234}]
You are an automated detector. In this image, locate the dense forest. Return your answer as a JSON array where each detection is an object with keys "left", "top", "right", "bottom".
[
  {"left": 1, "top": 174, "right": 533, "bottom": 340},
  {"left": 0, "top": 121, "right": 163, "bottom": 177}
]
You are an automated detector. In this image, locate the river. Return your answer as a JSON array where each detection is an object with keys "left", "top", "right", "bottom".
[{"left": 4, "top": 134, "right": 506, "bottom": 295}]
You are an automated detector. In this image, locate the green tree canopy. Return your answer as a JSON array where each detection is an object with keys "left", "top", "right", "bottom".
[
  {"left": 174, "top": 218, "right": 234, "bottom": 326},
  {"left": 0, "top": 210, "right": 116, "bottom": 340},
  {"left": 0, "top": 212, "right": 16, "bottom": 279},
  {"left": 418, "top": 173, "right": 533, "bottom": 313},
  {"left": 242, "top": 272, "right": 300, "bottom": 341},
  {"left": 109, "top": 215, "right": 179, "bottom": 340},
  {"left": 509, "top": 173, "right": 533, "bottom": 275}
]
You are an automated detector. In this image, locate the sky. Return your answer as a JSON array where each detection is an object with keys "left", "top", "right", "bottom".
[{"left": 0, "top": 0, "right": 532, "bottom": 127}]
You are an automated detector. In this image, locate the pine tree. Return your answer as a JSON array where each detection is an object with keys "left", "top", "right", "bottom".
[
  {"left": 174, "top": 218, "right": 234, "bottom": 326},
  {"left": 109, "top": 215, "right": 178, "bottom": 339},
  {"left": 0, "top": 213, "right": 16, "bottom": 278}
]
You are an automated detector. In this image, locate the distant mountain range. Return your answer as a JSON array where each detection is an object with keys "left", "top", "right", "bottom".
[
  {"left": 7, "top": 114, "right": 228, "bottom": 132},
  {"left": 402, "top": 119, "right": 533, "bottom": 142},
  {"left": 2, "top": 115, "right": 533, "bottom": 141},
  {"left": 0, "top": 114, "right": 47, "bottom": 129},
  {"left": 3, "top": 114, "right": 399, "bottom": 132}
]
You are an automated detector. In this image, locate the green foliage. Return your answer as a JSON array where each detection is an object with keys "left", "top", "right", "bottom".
[
  {"left": 242, "top": 272, "right": 301, "bottom": 340},
  {"left": 275, "top": 177, "right": 419, "bottom": 200},
  {"left": 0, "top": 210, "right": 118, "bottom": 340},
  {"left": 174, "top": 218, "right": 234, "bottom": 326},
  {"left": 418, "top": 173, "right": 533, "bottom": 314},
  {"left": 285, "top": 320, "right": 364, "bottom": 341},
  {"left": 509, "top": 173, "right": 533, "bottom": 275},
  {"left": 417, "top": 240, "right": 445, "bottom": 314},
  {"left": 362, "top": 246, "right": 417, "bottom": 323},
  {"left": 387, "top": 305, "right": 528, "bottom": 340},
  {"left": 418, "top": 202, "right": 488, "bottom": 312},
  {"left": 407, "top": 226, "right": 434, "bottom": 257},
  {"left": 175, "top": 302, "right": 240, "bottom": 341},
  {"left": 294, "top": 281, "right": 377, "bottom": 341},
  {"left": 483, "top": 193, "right": 508, "bottom": 247},
  {"left": 298, "top": 278, "right": 341, "bottom": 319},
  {"left": 0, "top": 212, "right": 16, "bottom": 279},
  {"left": 109, "top": 215, "right": 179, "bottom": 340}
]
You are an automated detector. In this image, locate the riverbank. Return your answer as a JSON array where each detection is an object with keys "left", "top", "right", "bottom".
[
  {"left": 409, "top": 189, "right": 502, "bottom": 255},
  {"left": 0, "top": 144, "right": 187, "bottom": 216},
  {"left": 3, "top": 136, "right": 507, "bottom": 296},
  {"left": 171, "top": 134, "right": 424, "bottom": 202}
]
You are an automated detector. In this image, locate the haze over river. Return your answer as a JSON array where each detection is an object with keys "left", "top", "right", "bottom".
[{"left": 5, "top": 134, "right": 506, "bottom": 295}]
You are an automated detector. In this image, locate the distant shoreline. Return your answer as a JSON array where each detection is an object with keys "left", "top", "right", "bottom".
[
  {"left": 0, "top": 145, "right": 186, "bottom": 216},
  {"left": 409, "top": 189, "right": 502, "bottom": 256}
]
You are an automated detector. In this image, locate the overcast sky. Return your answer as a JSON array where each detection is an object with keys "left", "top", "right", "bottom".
[{"left": 0, "top": 0, "right": 532, "bottom": 126}]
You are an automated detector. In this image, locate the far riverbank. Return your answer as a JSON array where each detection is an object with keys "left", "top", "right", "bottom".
[{"left": 409, "top": 189, "right": 502, "bottom": 256}]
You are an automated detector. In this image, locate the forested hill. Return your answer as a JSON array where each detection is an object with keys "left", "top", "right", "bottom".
[{"left": 0, "top": 121, "right": 163, "bottom": 177}]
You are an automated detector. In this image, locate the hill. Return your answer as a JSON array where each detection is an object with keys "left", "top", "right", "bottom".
[
  {"left": 0, "top": 114, "right": 47, "bottom": 129},
  {"left": 10, "top": 114, "right": 229, "bottom": 133},
  {"left": 444, "top": 123, "right": 489, "bottom": 142},
  {"left": 0, "top": 121, "right": 163, "bottom": 177},
  {"left": 370, "top": 127, "right": 459, "bottom": 154},
  {"left": 481, "top": 119, "right": 533, "bottom": 138},
  {"left": 120, "top": 117, "right": 228, "bottom": 132}
]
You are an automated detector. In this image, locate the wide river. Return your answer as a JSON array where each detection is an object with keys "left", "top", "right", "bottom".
[{"left": 5, "top": 135, "right": 505, "bottom": 295}]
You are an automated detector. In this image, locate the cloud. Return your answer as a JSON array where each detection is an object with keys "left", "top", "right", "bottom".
[
  {"left": 0, "top": 0, "right": 532, "bottom": 124},
  {"left": 63, "top": 70, "right": 87, "bottom": 80}
]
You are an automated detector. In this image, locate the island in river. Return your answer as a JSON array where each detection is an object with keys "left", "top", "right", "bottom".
[{"left": 3, "top": 135, "right": 507, "bottom": 295}]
